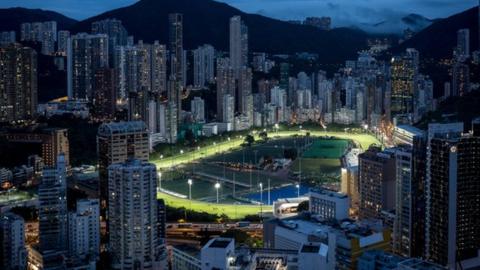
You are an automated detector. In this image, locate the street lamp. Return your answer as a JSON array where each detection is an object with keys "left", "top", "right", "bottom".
[
  {"left": 259, "top": 182, "right": 264, "bottom": 219},
  {"left": 187, "top": 179, "right": 193, "bottom": 200},
  {"left": 180, "top": 149, "right": 184, "bottom": 154},
  {"left": 215, "top": 182, "right": 221, "bottom": 204},
  {"left": 158, "top": 172, "right": 162, "bottom": 191},
  {"left": 295, "top": 184, "right": 300, "bottom": 198}
]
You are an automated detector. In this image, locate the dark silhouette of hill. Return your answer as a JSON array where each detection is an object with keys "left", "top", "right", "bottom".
[
  {"left": 391, "top": 6, "right": 479, "bottom": 59},
  {"left": 0, "top": 7, "right": 78, "bottom": 33},
  {"left": 70, "top": 0, "right": 369, "bottom": 63}
]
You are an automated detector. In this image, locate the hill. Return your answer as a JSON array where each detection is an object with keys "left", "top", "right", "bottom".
[
  {"left": 360, "top": 13, "right": 438, "bottom": 34},
  {"left": 70, "top": 0, "right": 369, "bottom": 64},
  {"left": 391, "top": 6, "right": 479, "bottom": 59},
  {"left": 0, "top": 7, "right": 77, "bottom": 33}
]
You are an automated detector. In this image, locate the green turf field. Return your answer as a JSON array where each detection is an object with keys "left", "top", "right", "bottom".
[
  {"left": 157, "top": 192, "right": 266, "bottom": 219},
  {"left": 303, "top": 139, "right": 349, "bottom": 159}
]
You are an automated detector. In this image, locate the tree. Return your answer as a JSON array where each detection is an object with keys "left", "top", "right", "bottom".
[
  {"left": 283, "top": 148, "right": 297, "bottom": 160},
  {"left": 297, "top": 200, "right": 309, "bottom": 212},
  {"left": 184, "top": 129, "right": 196, "bottom": 146},
  {"left": 259, "top": 131, "right": 268, "bottom": 141},
  {"left": 244, "top": 135, "right": 255, "bottom": 146}
]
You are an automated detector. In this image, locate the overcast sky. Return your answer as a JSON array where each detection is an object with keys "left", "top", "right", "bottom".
[{"left": 0, "top": 0, "right": 477, "bottom": 26}]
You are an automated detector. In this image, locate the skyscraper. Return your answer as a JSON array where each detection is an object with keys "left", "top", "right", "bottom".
[
  {"left": 57, "top": 30, "right": 70, "bottom": 56},
  {"left": 68, "top": 199, "right": 100, "bottom": 260},
  {"left": 452, "top": 62, "right": 470, "bottom": 97},
  {"left": 151, "top": 41, "right": 167, "bottom": 95},
  {"left": 0, "top": 45, "right": 37, "bottom": 123},
  {"left": 20, "top": 21, "right": 57, "bottom": 55},
  {"left": 425, "top": 123, "right": 480, "bottom": 268},
  {"left": 169, "top": 13, "right": 184, "bottom": 122},
  {"left": 191, "top": 97, "right": 205, "bottom": 123},
  {"left": 108, "top": 159, "right": 163, "bottom": 270},
  {"left": 390, "top": 51, "right": 417, "bottom": 118},
  {"left": 0, "top": 213, "right": 27, "bottom": 270},
  {"left": 456, "top": 29, "right": 470, "bottom": 60},
  {"left": 216, "top": 58, "right": 235, "bottom": 121},
  {"left": 97, "top": 121, "right": 149, "bottom": 205},
  {"left": 223, "top": 94, "right": 235, "bottom": 124},
  {"left": 237, "top": 67, "right": 253, "bottom": 114},
  {"left": 92, "top": 18, "right": 128, "bottom": 66},
  {"left": 358, "top": 146, "right": 396, "bottom": 220},
  {"left": 229, "top": 16, "right": 248, "bottom": 78},
  {"left": 93, "top": 68, "right": 117, "bottom": 120},
  {"left": 39, "top": 154, "right": 68, "bottom": 253},
  {"left": 193, "top": 44, "right": 215, "bottom": 89},
  {"left": 392, "top": 125, "right": 426, "bottom": 258},
  {"left": 68, "top": 33, "right": 109, "bottom": 100}
]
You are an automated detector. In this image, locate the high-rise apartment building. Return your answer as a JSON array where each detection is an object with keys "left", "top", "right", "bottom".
[
  {"left": 68, "top": 199, "right": 100, "bottom": 261},
  {"left": 392, "top": 125, "right": 427, "bottom": 258},
  {"left": 229, "top": 16, "right": 248, "bottom": 78},
  {"left": 0, "top": 45, "right": 37, "bottom": 123},
  {"left": 93, "top": 68, "right": 117, "bottom": 120},
  {"left": 193, "top": 44, "right": 215, "bottom": 89},
  {"left": 108, "top": 159, "right": 163, "bottom": 270},
  {"left": 216, "top": 58, "right": 235, "bottom": 121},
  {"left": 169, "top": 13, "right": 184, "bottom": 122},
  {"left": 38, "top": 154, "right": 68, "bottom": 253},
  {"left": 390, "top": 50, "right": 417, "bottom": 118},
  {"left": 237, "top": 67, "right": 253, "bottom": 114},
  {"left": 223, "top": 94, "right": 235, "bottom": 124},
  {"left": 358, "top": 146, "right": 396, "bottom": 220},
  {"left": 456, "top": 29, "right": 470, "bottom": 60},
  {"left": 21, "top": 21, "right": 57, "bottom": 55},
  {"left": 0, "top": 31, "right": 16, "bottom": 46},
  {"left": 191, "top": 97, "right": 205, "bottom": 123},
  {"left": 425, "top": 123, "right": 480, "bottom": 268},
  {"left": 97, "top": 121, "right": 149, "bottom": 204},
  {"left": 0, "top": 213, "right": 27, "bottom": 270},
  {"left": 57, "top": 30, "right": 70, "bottom": 55},
  {"left": 68, "top": 33, "right": 109, "bottom": 100}
]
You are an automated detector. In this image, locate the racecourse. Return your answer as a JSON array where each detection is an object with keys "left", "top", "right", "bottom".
[{"left": 154, "top": 129, "right": 380, "bottom": 219}]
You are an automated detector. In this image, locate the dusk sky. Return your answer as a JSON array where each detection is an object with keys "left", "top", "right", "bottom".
[{"left": 0, "top": 0, "right": 477, "bottom": 26}]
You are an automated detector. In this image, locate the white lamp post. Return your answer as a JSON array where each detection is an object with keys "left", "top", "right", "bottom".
[
  {"left": 215, "top": 182, "right": 221, "bottom": 204},
  {"left": 187, "top": 179, "right": 193, "bottom": 200},
  {"left": 296, "top": 184, "right": 300, "bottom": 198},
  {"left": 158, "top": 172, "right": 162, "bottom": 191}
]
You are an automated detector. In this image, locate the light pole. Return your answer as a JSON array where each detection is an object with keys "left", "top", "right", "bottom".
[
  {"left": 267, "top": 178, "right": 271, "bottom": 205},
  {"left": 259, "top": 182, "right": 263, "bottom": 219},
  {"left": 187, "top": 179, "right": 193, "bottom": 200},
  {"left": 215, "top": 182, "right": 221, "bottom": 204},
  {"left": 158, "top": 172, "right": 162, "bottom": 191},
  {"left": 296, "top": 184, "right": 300, "bottom": 198}
]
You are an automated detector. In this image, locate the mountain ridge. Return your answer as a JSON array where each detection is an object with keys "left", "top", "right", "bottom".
[
  {"left": 0, "top": 7, "right": 78, "bottom": 33},
  {"left": 68, "top": 0, "right": 369, "bottom": 64}
]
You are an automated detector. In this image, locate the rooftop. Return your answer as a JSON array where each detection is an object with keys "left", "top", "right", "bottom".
[{"left": 209, "top": 239, "right": 233, "bottom": 249}]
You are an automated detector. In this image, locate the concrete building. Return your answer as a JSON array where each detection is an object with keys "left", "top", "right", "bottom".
[
  {"left": 169, "top": 13, "right": 184, "bottom": 121},
  {"left": 358, "top": 147, "right": 396, "bottom": 220},
  {"left": 68, "top": 33, "right": 109, "bottom": 100},
  {"left": 0, "top": 213, "right": 27, "bottom": 270},
  {"left": 229, "top": 16, "right": 248, "bottom": 78},
  {"left": 97, "top": 121, "right": 149, "bottom": 205},
  {"left": 425, "top": 123, "right": 480, "bottom": 269},
  {"left": 190, "top": 97, "right": 205, "bottom": 123},
  {"left": 0, "top": 45, "right": 37, "bottom": 123},
  {"left": 265, "top": 216, "right": 391, "bottom": 270},
  {"left": 68, "top": 199, "right": 100, "bottom": 261},
  {"left": 193, "top": 44, "right": 215, "bottom": 89},
  {"left": 201, "top": 238, "right": 235, "bottom": 270},
  {"left": 309, "top": 188, "right": 349, "bottom": 221},
  {"left": 341, "top": 149, "right": 361, "bottom": 215},
  {"left": 108, "top": 159, "right": 163, "bottom": 270}
]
